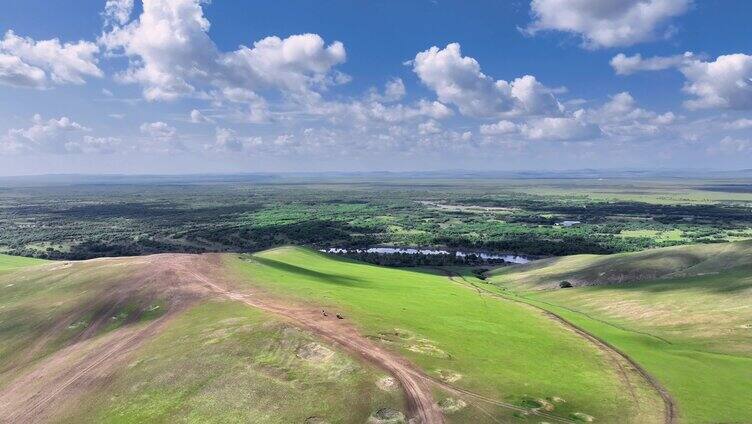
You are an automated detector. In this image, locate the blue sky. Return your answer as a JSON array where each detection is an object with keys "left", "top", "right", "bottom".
[{"left": 0, "top": 0, "right": 750, "bottom": 175}]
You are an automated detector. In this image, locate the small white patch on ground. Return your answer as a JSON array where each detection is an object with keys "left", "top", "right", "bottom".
[
  {"left": 376, "top": 376, "right": 399, "bottom": 392},
  {"left": 407, "top": 339, "right": 448, "bottom": 358},
  {"left": 367, "top": 408, "right": 405, "bottom": 424},
  {"left": 534, "top": 398, "right": 555, "bottom": 412},
  {"left": 572, "top": 412, "right": 595, "bottom": 422},
  {"left": 296, "top": 342, "right": 336, "bottom": 364},
  {"left": 438, "top": 397, "right": 467, "bottom": 413},
  {"left": 434, "top": 369, "right": 462, "bottom": 383}
]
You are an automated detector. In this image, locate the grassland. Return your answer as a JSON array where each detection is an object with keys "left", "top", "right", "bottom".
[
  {"left": 487, "top": 241, "right": 752, "bottom": 423},
  {"left": 63, "top": 300, "right": 403, "bottom": 424},
  {"left": 0, "top": 253, "right": 46, "bottom": 273},
  {"left": 228, "top": 247, "right": 665, "bottom": 423},
  {"left": 0, "top": 255, "right": 404, "bottom": 423}
]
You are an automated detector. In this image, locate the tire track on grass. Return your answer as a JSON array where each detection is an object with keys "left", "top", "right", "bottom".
[{"left": 439, "top": 269, "right": 677, "bottom": 424}]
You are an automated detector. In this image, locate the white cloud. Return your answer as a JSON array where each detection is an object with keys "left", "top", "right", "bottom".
[
  {"left": 611, "top": 52, "right": 752, "bottom": 110},
  {"left": 521, "top": 116, "right": 601, "bottom": 141},
  {"left": 724, "top": 118, "right": 752, "bottom": 130},
  {"left": 525, "top": 0, "right": 692, "bottom": 48},
  {"left": 610, "top": 52, "right": 694, "bottom": 75},
  {"left": 369, "top": 78, "right": 406, "bottom": 103},
  {"left": 140, "top": 121, "right": 175, "bottom": 139},
  {"left": 418, "top": 119, "right": 442, "bottom": 135},
  {"left": 139, "top": 121, "right": 184, "bottom": 152},
  {"left": 189, "top": 109, "right": 212, "bottom": 123},
  {"left": 585, "top": 91, "right": 676, "bottom": 137},
  {"left": 712, "top": 136, "right": 751, "bottom": 154},
  {"left": 66, "top": 136, "right": 122, "bottom": 154},
  {"left": 480, "top": 120, "right": 518, "bottom": 135},
  {"left": 212, "top": 127, "right": 244, "bottom": 152},
  {"left": 223, "top": 34, "right": 347, "bottom": 97},
  {"left": 103, "top": 0, "right": 134, "bottom": 27},
  {"left": 0, "top": 30, "right": 101, "bottom": 88},
  {"left": 355, "top": 99, "right": 453, "bottom": 123},
  {"left": 101, "top": 0, "right": 346, "bottom": 104},
  {"left": 681, "top": 54, "right": 752, "bottom": 110},
  {"left": 478, "top": 91, "right": 673, "bottom": 142},
  {"left": 412, "top": 43, "right": 561, "bottom": 117},
  {"left": 1, "top": 114, "right": 91, "bottom": 154},
  {"left": 0, "top": 53, "right": 46, "bottom": 88}
]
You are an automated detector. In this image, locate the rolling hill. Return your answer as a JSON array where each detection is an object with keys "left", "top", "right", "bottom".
[
  {"left": 487, "top": 241, "right": 752, "bottom": 423},
  {"left": 0, "top": 249, "right": 667, "bottom": 423}
]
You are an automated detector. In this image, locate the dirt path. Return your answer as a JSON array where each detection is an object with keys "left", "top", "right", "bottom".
[
  {"left": 439, "top": 269, "right": 677, "bottom": 424},
  {"left": 2, "top": 253, "right": 665, "bottom": 424},
  {"left": 188, "top": 255, "right": 584, "bottom": 424},
  {"left": 183, "top": 258, "right": 446, "bottom": 424},
  {"left": 0, "top": 314, "right": 177, "bottom": 424}
]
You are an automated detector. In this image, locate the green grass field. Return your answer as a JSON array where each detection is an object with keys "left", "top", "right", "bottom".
[
  {"left": 0, "top": 253, "right": 47, "bottom": 274},
  {"left": 0, "top": 255, "right": 404, "bottom": 423},
  {"left": 488, "top": 241, "right": 752, "bottom": 423},
  {"left": 63, "top": 300, "right": 404, "bottom": 423},
  {"left": 228, "top": 247, "right": 664, "bottom": 423},
  {"left": 3, "top": 242, "right": 749, "bottom": 423}
]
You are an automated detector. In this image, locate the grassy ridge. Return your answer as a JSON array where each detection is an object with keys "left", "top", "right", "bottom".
[
  {"left": 491, "top": 240, "right": 752, "bottom": 289},
  {"left": 1, "top": 257, "right": 404, "bottom": 423},
  {"left": 64, "top": 300, "right": 404, "bottom": 423},
  {"left": 488, "top": 241, "right": 752, "bottom": 423},
  {"left": 229, "top": 247, "right": 664, "bottom": 423},
  {"left": 0, "top": 253, "right": 47, "bottom": 273}
]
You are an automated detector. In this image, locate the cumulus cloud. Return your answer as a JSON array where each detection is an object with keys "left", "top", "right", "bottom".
[
  {"left": 614, "top": 52, "right": 752, "bottom": 110},
  {"left": 1, "top": 114, "right": 92, "bottom": 154},
  {"left": 0, "top": 54, "right": 46, "bottom": 88},
  {"left": 103, "top": 0, "right": 134, "bottom": 27},
  {"left": 525, "top": 0, "right": 692, "bottom": 48},
  {"left": 724, "top": 118, "right": 752, "bottom": 130},
  {"left": 413, "top": 43, "right": 561, "bottom": 117},
  {"left": 189, "top": 109, "right": 212, "bottom": 123},
  {"left": 140, "top": 121, "right": 176, "bottom": 140},
  {"left": 712, "top": 136, "right": 752, "bottom": 154},
  {"left": 478, "top": 91, "right": 675, "bottom": 142},
  {"left": 585, "top": 91, "right": 677, "bottom": 137},
  {"left": 100, "top": 0, "right": 346, "bottom": 104},
  {"left": 480, "top": 120, "right": 518, "bottom": 135},
  {"left": 0, "top": 30, "right": 101, "bottom": 88},
  {"left": 66, "top": 136, "right": 122, "bottom": 154},
  {"left": 418, "top": 119, "right": 442, "bottom": 135},
  {"left": 212, "top": 127, "right": 244, "bottom": 152},
  {"left": 140, "top": 121, "right": 185, "bottom": 152},
  {"left": 369, "top": 78, "right": 406, "bottom": 103},
  {"left": 610, "top": 52, "right": 694, "bottom": 75},
  {"left": 521, "top": 115, "right": 601, "bottom": 141},
  {"left": 681, "top": 54, "right": 752, "bottom": 110}
]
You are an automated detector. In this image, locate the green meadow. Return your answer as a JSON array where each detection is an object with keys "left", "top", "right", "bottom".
[
  {"left": 63, "top": 300, "right": 404, "bottom": 424},
  {"left": 229, "top": 247, "right": 664, "bottom": 423},
  {"left": 488, "top": 241, "right": 752, "bottom": 423}
]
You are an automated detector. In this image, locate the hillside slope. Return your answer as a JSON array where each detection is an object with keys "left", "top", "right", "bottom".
[
  {"left": 228, "top": 247, "right": 666, "bottom": 423},
  {"left": 0, "top": 248, "right": 669, "bottom": 423},
  {"left": 488, "top": 241, "right": 752, "bottom": 423},
  {"left": 0, "top": 254, "right": 403, "bottom": 423},
  {"left": 490, "top": 240, "right": 752, "bottom": 289}
]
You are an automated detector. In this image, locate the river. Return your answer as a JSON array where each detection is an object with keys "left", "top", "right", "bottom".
[{"left": 321, "top": 247, "right": 531, "bottom": 264}]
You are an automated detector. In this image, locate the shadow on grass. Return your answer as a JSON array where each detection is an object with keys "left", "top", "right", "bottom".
[{"left": 251, "top": 256, "right": 367, "bottom": 287}]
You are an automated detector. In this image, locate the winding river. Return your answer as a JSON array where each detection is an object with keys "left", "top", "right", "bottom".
[{"left": 321, "top": 247, "right": 531, "bottom": 264}]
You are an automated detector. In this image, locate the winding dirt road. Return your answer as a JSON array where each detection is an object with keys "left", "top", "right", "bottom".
[
  {"left": 1, "top": 254, "right": 673, "bottom": 424},
  {"left": 183, "top": 255, "right": 445, "bottom": 424}
]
